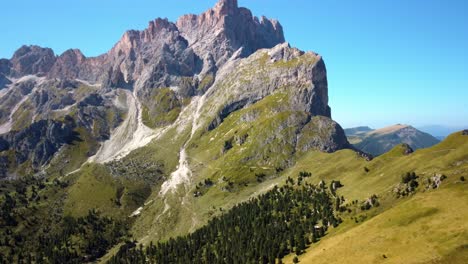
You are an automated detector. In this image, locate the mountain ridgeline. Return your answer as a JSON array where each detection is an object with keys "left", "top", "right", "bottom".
[
  {"left": 1, "top": 0, "right": 467, "bottom": 263},
  {"left": 0, "top": 0, "right": 348, "bottom": 179},
  {"left": 0, "top": 0, "right": 353, "bottom": 261}
]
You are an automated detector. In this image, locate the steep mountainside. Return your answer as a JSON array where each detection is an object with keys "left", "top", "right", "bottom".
[
  {"left": 346, "top": 124, "right": 440, "bottom": 156},
  {"left": 0, "top": 0, "right": 353, "bottom": 260},
  {"left": 0, "top": 0, "right": 349, "bottom": 180}
]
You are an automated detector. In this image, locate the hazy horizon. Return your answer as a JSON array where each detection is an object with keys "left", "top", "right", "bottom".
[{"left": 2, "top": 0, "right": 467, "bottom": 128}]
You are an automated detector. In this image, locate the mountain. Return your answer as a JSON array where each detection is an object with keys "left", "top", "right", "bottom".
[
  {"left": 0, "top": 0, "right": 349, "bottom": 180},
  {"left": 1, "top": 1, "right": 467, "bottom": 263},
  {"left": 344, "top": 126, "right": 373, "bottom": 144},
  {"left": 0, "top": 0, "right": 353, "bottom": 260},
  {"left": 345, "top": 124, "right": 440, "bottom": 156}
]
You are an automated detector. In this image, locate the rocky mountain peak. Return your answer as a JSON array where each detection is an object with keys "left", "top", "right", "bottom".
[
  {"left": 176, "top": 0, "right": 285, "bottom": 67},
  {"left": 48, "top": 49, "right": 86, "bottom": 79},
  {"left": 213, "top": 0, "right": 238, "bottom": 16},
  {"left": 144, "top": 18, "right": 179, "bottom": 41},
  {"left": 10, "top": 45, "right": 56, "bottom": 77},
  {"left": 0, "top": 0, "right": 353, "bottom": 188}
]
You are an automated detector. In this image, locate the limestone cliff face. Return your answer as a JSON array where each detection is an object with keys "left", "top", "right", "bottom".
[
  {"left": 10, "top": 45, "right": 56, "bottom": 77},
  {"left": 176, "top": 0, "right": 285, "bottom": 69},
  {"left": 2, "top": 0, "right": 285, "bottom": 92},
  {"left": 48, "top": 49, "right": 87, "bottom": 79},
  {"left": 1, "top": 119, "right": 77, "bottom": 168},
  {"left": 0, "top": 0, "right": 351, "bottom": 178},
  {"left": 200, "top": 43, "right": 331, "bottom": 133}
]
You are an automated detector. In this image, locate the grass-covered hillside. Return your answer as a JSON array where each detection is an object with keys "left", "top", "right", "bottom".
[
  {"left": 1, "top": 127, "right": 466, "bottom": 263},
  {"left": 282, "top": 131, "right": 468, "bottom": 263}
]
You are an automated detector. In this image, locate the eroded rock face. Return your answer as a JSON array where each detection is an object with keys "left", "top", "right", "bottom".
[
  {"left": 201, "top": 43, "right": 331, "bottom": 133},
  {"left": 0, "top": 74, "right": 10, "bottom": 89},
  {"left": 2, "top": 0, "right": 285, "bottom": 92},
  {"left": 176, "top": 0, "right": 284, "bottom": 68},
  {"left": 0, "top": 0, "right": 351, "bottom": 176},
  {"left": 0, "top": 59, "right": 11, "bottom": 75},
  {"left": 48, "top": 49, "right": 87, "bottom": 79},
  {"left": 1, "top": 118, "right": 77, "bottom": 168},
  {"left": 10, "top": 45, "right": 56, "bottom": 77},
  {"left": 298, "top": 116, "right": 350, "bottom": 153}
]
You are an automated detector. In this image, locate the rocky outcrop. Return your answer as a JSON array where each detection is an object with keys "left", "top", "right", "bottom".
[
  {"left": 401, "top": 143, "right": 414, "bottom": 155},
  {"left": 176, "top": 0, "right": 284, "bottom": 69},
  {"left": 104, "top": 18, "right": 202, "bottom": 91},
  {"left": 298, "top": 116, "right": 350, "bottom": 153},
  {"left": 2, "top": 0, "right": 284, "bottom": 92},
  {"left": 463, "top": 129, "right": 468, "bottom": 135},
  {"left": 0, "top": 0, "right": 351, "bottom": 176},
  {"left": 200, "top": 43, "right": 331, "bottom": 133},
  {"left": 10, "top": 45, "right": 56, "bottom": 77},
  {"left": 0, "top": 73, "right": 10, "bottom": 89},
  {"left": 1, "top": 118, "right": 78, "bottom": 169}
]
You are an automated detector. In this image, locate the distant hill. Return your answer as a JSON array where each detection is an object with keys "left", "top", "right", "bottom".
[
  {"left": 345, "top": 124, "right": 440, "bottom": 156},
  {"left": 344, "top": 126, "right": 373, "bottom": 144}
]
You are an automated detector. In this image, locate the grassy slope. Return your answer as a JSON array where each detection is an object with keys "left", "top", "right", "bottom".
[
  {"left": 130, "top": 91, "right": 344, "bottom": 244},
  {"left": 62, "top": 114, "right": 466, "bottom": 264},
  {"left": 284, "top": 184, "right": 467, "bottom": 264},
  {"left": 66, "top": 127, "right": 466, "bottom": 264},
  {"left": 37, "top": 72, "right": 465, "bottom": 263},
  {"left": 127, "top": 89, "right": 467, "bottom": 258},
  {"left": 282, "top": 132, "right": 468, "bottom": 263}
]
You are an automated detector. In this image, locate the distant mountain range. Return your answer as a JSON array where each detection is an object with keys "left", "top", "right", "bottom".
[
  {"left": 416, "top": 125, "right": 468, "bottom": 140},
  {"left": 345, "top": 124, "right": 440, "bottom": 156}
]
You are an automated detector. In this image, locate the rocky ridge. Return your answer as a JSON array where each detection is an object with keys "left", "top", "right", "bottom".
[{"left": 0, "top": 0, "right": 351, "bottom": 180}]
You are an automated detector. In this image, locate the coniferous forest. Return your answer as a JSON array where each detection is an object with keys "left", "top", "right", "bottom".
[
  {"left": 0, "top": 176, "right": 129, "bottom": 264},
  {"left": 0, "top": 172, "right": 346, "bottom": 263},
  {"left": 108, "top": 175, "right": 342, "bottom": 264}
]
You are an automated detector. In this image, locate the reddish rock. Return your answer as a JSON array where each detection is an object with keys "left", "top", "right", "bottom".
[
  {"left": 10, "top": 45, "right": 56, "bottom": 77},
  {"left": 176, "top": 0, "right": 284, "bottom": 67},
  {"left": 48, "top": 49, "right": 86, "bottom": 79},
  {"left": 4, "top": 0, "right": 284, "bottom": 88}
]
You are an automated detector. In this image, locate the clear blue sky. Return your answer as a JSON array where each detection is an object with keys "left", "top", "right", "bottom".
[{"left": 1, "top": 0, "right": 467, "bottom": 129}]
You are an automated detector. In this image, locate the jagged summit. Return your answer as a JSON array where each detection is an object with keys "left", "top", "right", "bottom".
[
  {"left": 214, "top": 0, "right": 238, "bottom": 15},
  {"left": 0, "top": 0, "right": 349, "bottom": 179},
  {"left": 176, "top": 0, "right": 284, "bottom": 67},
  {"left": 9, "top": 45, "right": 56, "bottom": 77},
  {"left": 2, "top": 0, "right": 284, "bottom": 85}
]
